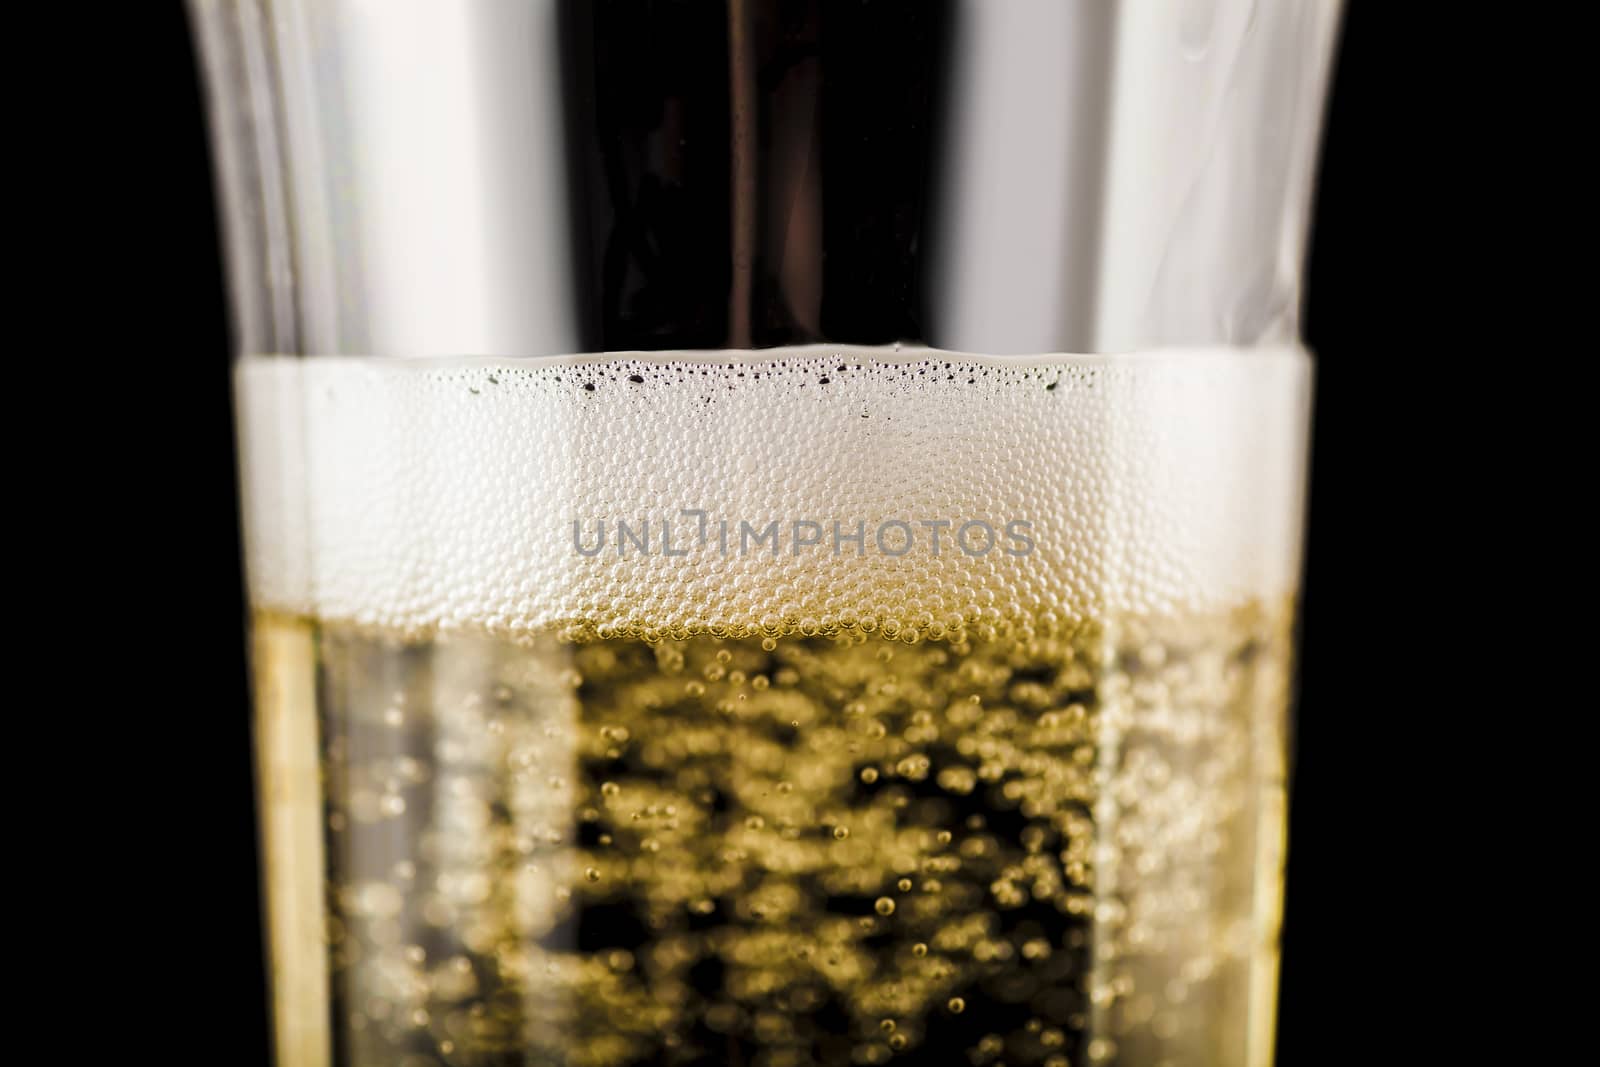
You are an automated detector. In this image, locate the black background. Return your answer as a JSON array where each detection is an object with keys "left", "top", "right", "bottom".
[{"left": 101, "top": 2, "right": 1490, "bottom": 1062}]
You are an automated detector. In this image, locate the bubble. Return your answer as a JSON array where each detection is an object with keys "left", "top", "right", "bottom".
[
  {"left": 947, "top": 997, "right": 965, "bottom": 1014},
  {"left": 874, "top": 897, "right": 895, "bottom": 916},
  {"left": 584, "top": 867, "right": 601, "bottom": 883}
]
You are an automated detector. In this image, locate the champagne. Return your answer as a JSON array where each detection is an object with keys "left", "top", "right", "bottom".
[{"left": 240, "top": 347, "right": 1306, "bottom": 1066}]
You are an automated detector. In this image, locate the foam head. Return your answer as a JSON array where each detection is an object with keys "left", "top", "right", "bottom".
[{"left": 237, "top": 345, "right": 1309, "bottom": 639}]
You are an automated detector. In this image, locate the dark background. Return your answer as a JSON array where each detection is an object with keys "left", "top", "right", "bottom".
[{"left": 108, "top": 2, "right": 1485, "bottom": 1061}]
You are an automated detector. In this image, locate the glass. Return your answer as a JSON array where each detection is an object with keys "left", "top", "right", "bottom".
[{"left": 189, "top": 3, "right": 1342, "bottom": 1065}]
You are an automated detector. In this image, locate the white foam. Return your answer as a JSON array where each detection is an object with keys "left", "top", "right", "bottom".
[{"left": 236, "top": 345, "right": 1309, "bottom": 636}]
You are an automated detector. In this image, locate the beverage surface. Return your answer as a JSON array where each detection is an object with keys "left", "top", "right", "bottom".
[{"left": 240, "top": 347, "right": 1304, "bottom": 1067}]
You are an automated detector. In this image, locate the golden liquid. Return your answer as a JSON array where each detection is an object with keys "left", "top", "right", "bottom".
[{"left": 253, "top": 608, "right": 1290, "bottom": 1067}]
